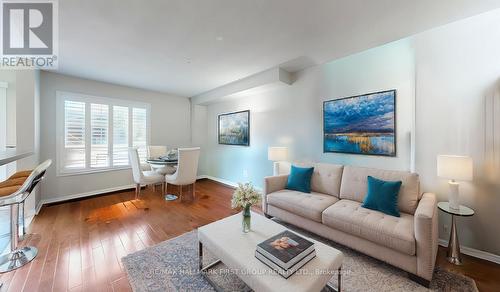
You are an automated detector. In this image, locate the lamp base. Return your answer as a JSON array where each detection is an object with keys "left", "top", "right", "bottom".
[
  {"left": 448, "top": 181, "right": 460, "bottom": 210},
  {"left": 273, "top": 162, "right": 280, "bottom": 176}
]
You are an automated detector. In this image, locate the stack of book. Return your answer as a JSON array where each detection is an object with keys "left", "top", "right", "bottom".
[{"left": 255, "top": 230, "right": 315, "bottom": 279}]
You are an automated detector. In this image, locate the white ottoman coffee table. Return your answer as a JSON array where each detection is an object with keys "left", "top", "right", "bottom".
[{"left": 198, "top": 212, "right": 343, "bottom": 292}]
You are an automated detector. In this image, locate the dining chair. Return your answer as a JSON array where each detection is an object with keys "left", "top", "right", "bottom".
[
  {"left": 128, "top": 148, "right": 165, "bottom": 199},
  {"left": 165, "top": 147, "right": 200, "bottom": 201},
  {"left": 147, "top": 145, "right": 168, "bottom": 159}
]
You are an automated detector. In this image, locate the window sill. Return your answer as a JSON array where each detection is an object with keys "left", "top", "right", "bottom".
[{"left": 56, "top": 166, "right": 132, "bottom": 177}]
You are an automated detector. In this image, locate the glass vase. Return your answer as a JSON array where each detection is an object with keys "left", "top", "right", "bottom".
[{"left": 242, "top": 205, "right": 251, "bottom": 233}]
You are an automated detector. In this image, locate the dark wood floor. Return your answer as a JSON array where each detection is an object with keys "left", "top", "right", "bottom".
[{"left": 0, "top": 179, "right": 498, "bottom": 291}]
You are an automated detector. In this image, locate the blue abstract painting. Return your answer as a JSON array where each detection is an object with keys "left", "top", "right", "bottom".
[
  {"left": 218, "top": 110, "right": 250, "bottom": 146},
  {"left": 323, "top": 90, "right": 396, "bottom": 156}
]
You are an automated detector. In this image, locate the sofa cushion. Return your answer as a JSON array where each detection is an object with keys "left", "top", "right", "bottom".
[
  {"left": 322, "top": 199, "right": 415, "bottom": 255},
  {"left": 310, "top": 163, "right": 343, "bottom": 197},
  {"left": 340, "top": 165, "right": 420, "bottom": 214},
  {"left": 287, "top": 162, "right": 343, "bottom": 197},
  {"left": 267, "top": 190, "right": 339, "bottom": 222}
]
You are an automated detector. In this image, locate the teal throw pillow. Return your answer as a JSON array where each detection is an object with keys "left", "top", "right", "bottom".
[
  {"left": 362, "top": 176, "right": 402, "bottom": 217},
  {"left": 286, "top": 165, "right": 314, "bottom": 193}
]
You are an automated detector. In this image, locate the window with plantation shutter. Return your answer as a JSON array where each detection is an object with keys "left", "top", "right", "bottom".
[
  {"left": 133, "top": 108, "right": 147, "bottom": 162},
  {"left": 113, "top": 106, "right": 129, "bottom": 166},
  {"left": 57, "top": 92, "right": 150, "bottom": 175},
  {"left": 64, "top": 100, "right": 86, "bottom": 169},
  {"left": 90, "top": 103, "right": 109, "bottom": 168}
]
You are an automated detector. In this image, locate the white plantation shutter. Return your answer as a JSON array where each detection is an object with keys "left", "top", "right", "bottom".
[
  {"left": 64, "top": 100, "right": 86, "bottom": 169},
  {"left": 58, "top": 92, "right": 150, "bottom": 175},
  {"left": 90, "top": 103, "right": 109, "bottom": 168},
  {"left": 133, "top": 108, "right": 147, "bottom": 162},
  {"left": 113, "top": 106, "right": 129, "bottom": 166}
]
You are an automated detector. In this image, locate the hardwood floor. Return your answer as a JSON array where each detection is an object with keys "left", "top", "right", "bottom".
[{"left": 0, "top": 179, "right": 498, "bottom": 291}]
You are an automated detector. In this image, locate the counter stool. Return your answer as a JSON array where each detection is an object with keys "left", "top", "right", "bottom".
[
  {"left": 7, "top": 169, "right": 35, "bottom": 239},
  {"left": 0, "top": 175, "right": 30, "bottom": 240},
  {"left": 0, "top": 160, "right": 51, "bottom": 273},
  {"left": 8, "top": 170, "right": 33, "bottom": 179}
]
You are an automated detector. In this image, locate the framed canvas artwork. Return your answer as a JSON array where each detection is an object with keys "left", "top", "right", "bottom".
[
  {"left": 218, "top": 110, "right": 250, "bottom": 146},
  {"left": 323, "top": 90, "right": 396, "bottom": 156}
]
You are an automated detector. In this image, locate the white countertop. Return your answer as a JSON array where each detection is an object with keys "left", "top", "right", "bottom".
[{"left": 0, "top": 149, "right": 33, "bottom": 166}]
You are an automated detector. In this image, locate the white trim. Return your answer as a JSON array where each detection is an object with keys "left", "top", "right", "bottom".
[
  {"left": 0, "top": 81, "right": 8, "bottom": 88},
  {"left": 196, "top": 175, "right": 263, "bottom": 192},
  {"left": 35, "top": 200, "right": 43, "bottom": 215},
  {"left": 197, "top": 175, "right": 238, "bottom": 188},
  {"left": 438, "top": 239, "right": 500, "bottom": 265},
  {"left": 55, "top": 166, "right": 131, "bottom": 177},
  {"left": 56, "top": 91, "right": 151, "bottom": 108},
  {"left": 37, "top": 184, "right": 136, "bottom": 208}
]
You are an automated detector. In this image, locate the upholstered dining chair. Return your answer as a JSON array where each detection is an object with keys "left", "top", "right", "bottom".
[
  {"left": 147, "top": 145, "right": 168, "bottom": 159},
  {"left": 128, "top": 148, "right": 165, "bottom": 199},
  {"left": 165, "top": 147, "right": 200, "bottom": 201}
]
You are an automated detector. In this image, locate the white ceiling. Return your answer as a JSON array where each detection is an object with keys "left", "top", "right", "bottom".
[{"left": 56, "top": 0, "right": 500, "bottom": 97}]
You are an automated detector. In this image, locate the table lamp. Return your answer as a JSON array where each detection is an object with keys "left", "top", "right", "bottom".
[
  {"left": 268, "top": 147, "right": 288, "bottom": 176},
  {"left": 437, "top": 155, "right": 473, "bottom": 210}
]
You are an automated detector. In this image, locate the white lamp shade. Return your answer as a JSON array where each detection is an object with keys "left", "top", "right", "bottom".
[
  {"left": 268, "top": 147, "right": 288, "bottom": 161},
  {"left": 437, "top": 155, "right": 473, "bottom": 181}
]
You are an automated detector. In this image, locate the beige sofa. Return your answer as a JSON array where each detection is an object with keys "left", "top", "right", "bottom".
[{"left": 262, "top": 163, "right": 438, "bottom": 286}]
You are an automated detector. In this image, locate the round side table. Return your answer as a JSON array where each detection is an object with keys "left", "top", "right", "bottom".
[{"left": 437, "top": 202, "right": 474, "bottom": 265}]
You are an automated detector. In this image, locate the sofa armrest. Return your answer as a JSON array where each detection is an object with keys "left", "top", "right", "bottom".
[
  {"left": 262, "top": 175, "right": 288, "bottom": 214},
  {"left": 414, "top": 192, "right": 439, "bottom": 281}
]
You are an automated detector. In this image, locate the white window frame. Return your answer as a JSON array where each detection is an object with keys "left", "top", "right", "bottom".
[{"left": 56, "top": 91, "right": 151, "bottom": 176}]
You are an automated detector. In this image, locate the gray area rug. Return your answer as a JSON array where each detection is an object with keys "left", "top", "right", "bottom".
[{"left": 122, "top": 220, "right": 477, "bottom": 292}]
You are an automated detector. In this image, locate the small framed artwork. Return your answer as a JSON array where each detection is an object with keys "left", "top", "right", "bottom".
[
  {"left": 323, "top": 89, "right": 396, "bottom": 156},
  {"left": 218, "top": 110, "right": 250, "bottom": 146}
]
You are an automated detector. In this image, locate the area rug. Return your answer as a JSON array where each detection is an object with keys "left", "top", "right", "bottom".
[{"left": 122, "top": 221, "right": 477, "bottom": 292}]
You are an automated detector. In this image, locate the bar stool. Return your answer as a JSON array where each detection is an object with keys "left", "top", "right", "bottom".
[
  {"left": 0, "top": 160, "right": 52, "bottom": 273},
  {"left": 6, "top": 169, "right": 33, "bottom": 239}
]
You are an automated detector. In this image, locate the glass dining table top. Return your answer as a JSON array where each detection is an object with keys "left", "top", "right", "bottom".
[{"left": 146, "top": 158, "right": 178, "bottom": 164}]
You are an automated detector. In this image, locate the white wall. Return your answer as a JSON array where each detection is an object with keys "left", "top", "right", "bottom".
[
  {"left": 414, "top": 9, "right": 500, "bottom": 255},
  {"left": 197, "top": 9, "right": 500, "bottom": 256},
  {"left": 0, "top": 71, "right": 16, "bottom": 147},
  {"left": 39, "top": 71, "right": 191, "bottom": 203},
  {"left": 191, "top": 104, "right": 208, "bottom": 175},
  {"left": 16, "top": 70, "right": 40, "bottom": 217},
  {"left": 202, "top": 39, "right": 415, "bottom": 187}
]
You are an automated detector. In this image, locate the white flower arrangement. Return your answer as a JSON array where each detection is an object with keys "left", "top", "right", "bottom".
[{"left": 231, "top": 182, "right": 261, "bottom": 209}]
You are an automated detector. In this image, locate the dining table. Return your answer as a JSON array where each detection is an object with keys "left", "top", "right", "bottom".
[
  {"left": 146, "top": 157, "right": 179, "bottom": 201},
  {"left": 146, "top": 158, "right": 178, "bottom": 175}
]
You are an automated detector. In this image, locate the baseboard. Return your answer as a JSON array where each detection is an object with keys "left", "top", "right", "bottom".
[
  {"left": 438, "top": 239, "right": 500, "bottom": 264},
  {"left": 35, "top": 201, "right": 43, "bottom": 215},
  {"left": 197, "top": 175, "right": 263, "bottom": 192},
  {"left": 197, "top": 175, "right": 238, "bottom": 188},
  {"left": 38, "top": 184, "right": 136, "bottom": 209}
]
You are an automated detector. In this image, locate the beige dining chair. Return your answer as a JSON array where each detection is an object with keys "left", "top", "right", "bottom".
[
  {"left": 165, "top": 147, "right": 200, "bottom": 201},
  {"left": 147, "top": 145, "right": 168, "bottom": 159},
  {"left": 128, "top": 147, "right": 165, "bottom": 199}
]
